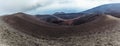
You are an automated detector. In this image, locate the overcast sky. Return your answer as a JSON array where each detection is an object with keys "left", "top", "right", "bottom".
[{"left": 0, "top": 0, "right": 120, "bottom": 15}]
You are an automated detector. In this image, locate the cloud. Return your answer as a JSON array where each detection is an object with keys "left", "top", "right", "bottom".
[
  {"left": 0, "top": 0, "right": 120, "bottom": 15},
  {"left": 0, "top": 0, "right": 47, "bottom": 15}
]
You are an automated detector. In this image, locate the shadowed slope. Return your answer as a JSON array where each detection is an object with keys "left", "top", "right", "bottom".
[
  {"left": 73, "top": 15, "right": 120, "bottom": 35},
  {"left": 2, "top": 13, "right": 120, "bottom": 38},
  {"left": 36, "top": 13, "right": 99, "bottom": 25},
  {"left": 2, "top": 13, "right": 74, "bottom": 37}
]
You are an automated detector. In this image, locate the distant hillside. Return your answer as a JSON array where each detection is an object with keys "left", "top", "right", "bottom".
[
  {"left": 82, "top": 3, "right": 120, "bottom": 17},
  {"left": 35, "top": 3, "right": 120, "bottom": 25},
  {"left": 35, "top": 13, "right": 99, "bottom": 25}
]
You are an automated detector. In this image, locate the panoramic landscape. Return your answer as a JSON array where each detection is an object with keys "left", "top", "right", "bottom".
[{"left": 0, "top": 0, "right": 120, "bottom": 46}]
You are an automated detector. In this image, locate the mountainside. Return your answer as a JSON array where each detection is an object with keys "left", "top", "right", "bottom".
[
  {"left": 82, "top": 3, "right": 120, "bottom": 17},
  {"left": 36, "top": 12, "right": 83, "bottom": 19},
  {"left": 1, "top": 13, "right": 120, "bottom": 46},
  {"left": 35, "top": 13, "right": 99, "bottom": 25},
  {"left": 2, "top": 12, "right": 119, "bottom": 37},
  {"left": 35, "top": 3, "right": 120, "bottom": 25}
]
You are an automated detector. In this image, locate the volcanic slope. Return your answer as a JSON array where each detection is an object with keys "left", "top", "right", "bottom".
[{"left": 0, "top": 13, "right": 120, "bottom": 46}]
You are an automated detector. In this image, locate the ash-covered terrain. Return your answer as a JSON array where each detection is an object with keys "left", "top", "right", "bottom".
[{"left": 0, "top": 3, "right": 120, "bottom": 46}]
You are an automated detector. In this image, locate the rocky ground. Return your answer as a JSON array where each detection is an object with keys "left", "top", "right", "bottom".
[{"left": 0, "top": 15, "right": 120, "bottom": 46}]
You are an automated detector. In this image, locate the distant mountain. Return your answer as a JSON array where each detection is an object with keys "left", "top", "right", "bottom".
[
  {"left": 37, "top": 3, "right": 120, "bottom": 19},
  {"left": 36, "top": 12, "right": 83, "bottom": 19},
  {"left": 3, "top": 3, "right": 120, "bottom": 26},
  {"left": 35, "top": 3, "right": 120, "bottom": 25},
  {"left": 82, "top": 3, "right": 120, "bottom": 17},
  {"left": 53, "top": 12, "right": 83, "bottom": 19}
]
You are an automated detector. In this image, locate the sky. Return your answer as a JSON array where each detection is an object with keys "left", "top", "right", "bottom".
[{"left": 0, "top": 0, "right": 120, "bottom": 15}]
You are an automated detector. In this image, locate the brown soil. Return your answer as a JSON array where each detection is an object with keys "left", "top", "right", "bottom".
[
  {"left": 1, "top": 14, "right": 120, "bottom": 46},
  {"left": 2, "top": 14, "right": 120, "bottom": 38}
]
